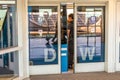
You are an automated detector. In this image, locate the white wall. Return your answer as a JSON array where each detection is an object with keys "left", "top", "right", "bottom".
[
  {"left": 104, "top": 0, "right": 116, "bottom": 73},
  {"left": 17, "top": 0, "right": 29, "bottom": 79}
]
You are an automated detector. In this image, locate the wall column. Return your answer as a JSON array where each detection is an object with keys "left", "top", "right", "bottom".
[
  {"left": 105, "top": 0, "right": 116, "bottom": 73},
  {"left": 17, "top": 0, "right": 29, "bottom": 79}
]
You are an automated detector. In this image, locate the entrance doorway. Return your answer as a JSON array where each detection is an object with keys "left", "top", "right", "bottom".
[
  {"left": 28, "top": 3, "right": 105, "bottom": 75},
  {"left": 60, "top": 3, "right": 74, "bottom": 73}
]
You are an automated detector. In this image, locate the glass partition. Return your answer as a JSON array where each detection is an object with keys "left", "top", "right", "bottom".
[
  {"left": 77, "top": 6, "right": 105, "bottom": 63},
  {"left": 0, "top": 51, "right": 18, "bottom": 76},
  {"left": 0, "top": 4, "right": 17, "bottom": 50},
  {"left": 28, "top": 6, "right": 58, "bottom": 65}
]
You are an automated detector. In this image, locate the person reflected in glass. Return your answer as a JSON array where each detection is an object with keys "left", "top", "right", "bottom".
[{"left": 67, "top": 13, "right": 74, "bottom": 69}]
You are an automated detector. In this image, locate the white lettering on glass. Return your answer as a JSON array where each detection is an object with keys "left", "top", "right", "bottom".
[
  {"left": 44, "top": 48, "right": 56, "bottom": 62},
  {"left": 79, "top": 47, "right": 95, "bottom": 60}
]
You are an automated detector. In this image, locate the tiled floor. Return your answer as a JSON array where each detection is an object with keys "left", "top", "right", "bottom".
[{"left": 28, "top": 72, "right": 120, "bottom": 80}]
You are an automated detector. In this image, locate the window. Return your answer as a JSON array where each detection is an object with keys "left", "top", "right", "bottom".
[
  {"left": 0, "top": 4, "right": 17, "bottom": 50},
  {"left": 0, "top": 55, "right": 2, "bottom": 58},
  {"left": 10, "top": 52, "right": 14, "bottom": 62},
  {"left": 28, "top": 6, "right": 58, "bottom": 65},
  {"left": 77, "top": 6, "right": 105, "bottom": 63}
]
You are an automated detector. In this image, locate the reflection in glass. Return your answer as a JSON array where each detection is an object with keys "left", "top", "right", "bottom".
[
  {"left": 0, "top": 51, "right": 18, "bottom": 76},
  {"left": 0, "top": 4, "right": 17, "bottom": 50},
  {"left": 77, "top": 7, "right": 105, "bottom": 63},
  {"left": 28, "top": 6, "right": 58, "bottom": 65}
]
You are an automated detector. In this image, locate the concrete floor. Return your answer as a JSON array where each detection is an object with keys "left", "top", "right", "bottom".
[
  {"left": 28, "top": 72, "right": 120, "bottom": 80},
  {"left": 0, "top": 75, "right": 15, "bottom": 80},
  {"left": 1, "top": 72, "right": 120, "bottom": 80},
  {"left": 0, "top": 67, "right": 14, "bottom": 80},
  {"left": 0, "top": 67, "right": 13, "bottom": 75}
]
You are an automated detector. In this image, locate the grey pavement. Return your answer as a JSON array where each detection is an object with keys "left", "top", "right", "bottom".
[
  {"left": 0, "top": 67, "right": 13, "bottom": 75},
  {"left": 28, "top": 72, "right": 120, "bottom": 80}
]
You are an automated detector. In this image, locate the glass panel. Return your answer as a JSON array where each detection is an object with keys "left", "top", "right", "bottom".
[
  {"left": 10, "top": 52, "right": 14, "bottom": 62},
  {"left": 0, "top": 55, "right": 2, "bottom": 58},
  {"left": 0, "top": 4, "right": 17, "bottom": 50},
  {"left": 61, "top": 5, "right": 67, "bottom": 44},
  {"left": 77, "top": 6, "right": 105, "bottom": 63},
  {"left": 28, "top": 6, "right": 58, "bottom": 65},
  {"left": 0, "top": 51, "right": 18, "bottom": 76}
]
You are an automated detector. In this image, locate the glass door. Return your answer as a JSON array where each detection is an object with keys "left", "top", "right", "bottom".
[
  {"left": 74, "top": 5, "right": 105, "bottom": 72},
  {"left": 28, "top": 4, "right": 61, "bottom": 75}
]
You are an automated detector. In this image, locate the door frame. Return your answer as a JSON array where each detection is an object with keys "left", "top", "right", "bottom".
[{"left": 28, "top": 4, "right": 61, "bottom": 75}]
